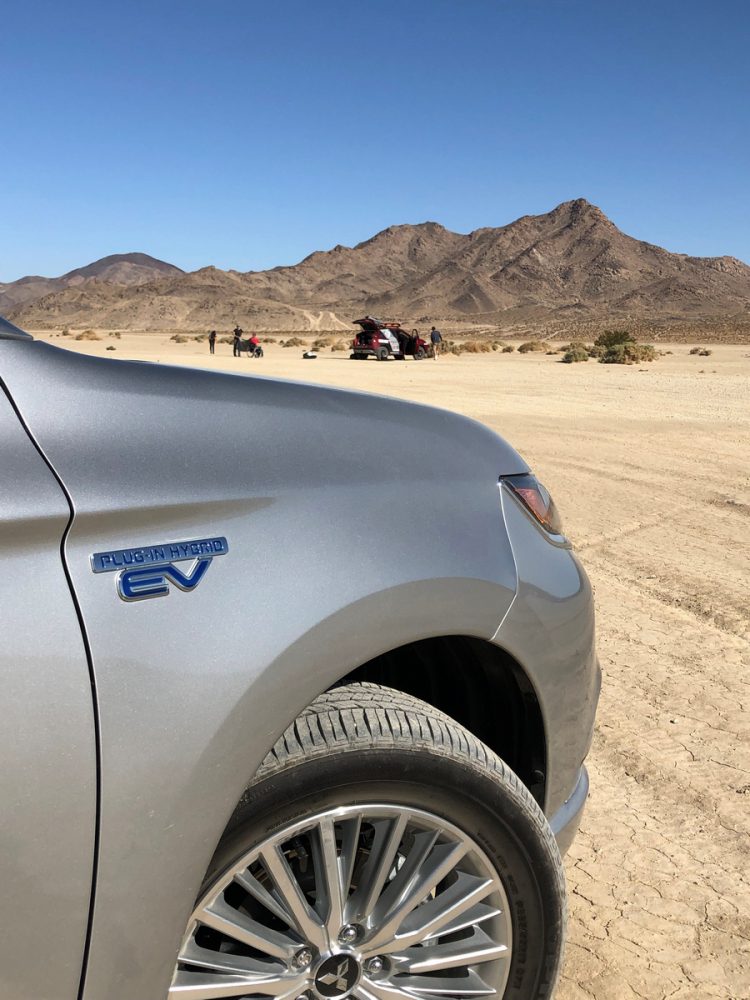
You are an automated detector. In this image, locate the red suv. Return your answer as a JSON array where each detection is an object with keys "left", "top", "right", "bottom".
[{"left": 350, "top": 316, "right": 429, "bottom": 360}]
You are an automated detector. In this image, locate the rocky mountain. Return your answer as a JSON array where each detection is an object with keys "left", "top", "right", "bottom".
[
  {"left": 0, "top": 252, "right": 183, "bottom": 314},
  {"left": 7, "top": 201, "right": 750, "bottom": 330}
]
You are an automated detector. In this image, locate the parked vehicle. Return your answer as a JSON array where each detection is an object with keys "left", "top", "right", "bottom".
[
  {"left": 350, "top": 316, "right": 406, "bottom": 360},
  {"left": 0, "top": 314, "right": 599, "bottom": 1000}
]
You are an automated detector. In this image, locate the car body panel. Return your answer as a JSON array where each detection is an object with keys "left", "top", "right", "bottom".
[
  {"left": 0, "top": 381, "right": 96, "bottom": 1000},
  {"left": 1, "top": 340, "right": 540, "bottom": 999},
  {"left": 495, "top": 485, "right": 600, "bottom": 817}
]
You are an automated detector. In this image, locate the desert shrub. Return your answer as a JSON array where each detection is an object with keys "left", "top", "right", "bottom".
[
  {"left": 194, "top": 335, "right": 206, "bottom": 343},
  {"left": 61, "top": 327, "right": 70, "bottom": 337},
  {"left": 220, "top": 336, "right": 233, "bottom": 344},
  {"left": 106, "top": 346, "right": 116, "bottom": 351},
  {"left": 562, "top": 346, "right": 590, "bottom": 363},
  {"left": 75, "top": 329, "right": 101, "bottom": 341},
  {"left": 459, "top": 340, "right": 492, "bottom": 354},
  {"left": 699, "top": 349, "right": 712, "bottom": 356},
  {"left": 599, "top": 342, "right": 657, "bottom": 365},
  {"left": 311, "top": 336, "right": 334, "bottom": 350},
  {"left": 689, "top": 347, "right": 702, "bottom": 355},
  {"left": 518, "top": 340, "right": 550, "bottom": 353},
  {"left": 594, "top": 329, "right": 635, "bottom": 350},
  {"left": 171, "top": 334, "right": 188, "bottom": 344},
  {"left": 501, "top": 345, "right": 515, "bottom": 353},
  {"left": 264, "top": 337, "right": 278, "bottom": 343},
  {"left": 281, "top": 336, "right": 307, "bottom": 348},
  {"left": 330, "top": 341, "right": 348, "bottom": 351}
]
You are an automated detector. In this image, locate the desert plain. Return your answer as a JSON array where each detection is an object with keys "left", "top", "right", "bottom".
[{"left": 38, "top": 331, "right": 750, "bottom": 999}]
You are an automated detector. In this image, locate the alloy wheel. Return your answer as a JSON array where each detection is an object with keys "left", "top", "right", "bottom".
[{"left": 170, "top": 804, "right": 513, "bottom": 999}]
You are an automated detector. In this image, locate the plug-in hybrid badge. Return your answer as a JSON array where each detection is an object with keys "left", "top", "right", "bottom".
[{"left": 91, "top": 537, "right": 228, "bottom": 602}]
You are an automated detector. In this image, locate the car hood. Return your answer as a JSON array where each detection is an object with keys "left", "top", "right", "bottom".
[{"left": 0, "top": 340, "right": 529, "bottom": 510}]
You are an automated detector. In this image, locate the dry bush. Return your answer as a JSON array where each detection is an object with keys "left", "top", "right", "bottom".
[
  {"left": 459, "top": 340, "right": 492, "bottom": 354},
  {"left": 75, "top": 329, "right": 101, "bottom": 341},
  {"left": 330, "top": 341, "right": 348, "bottom": 352},
  {"left": 219, "top": 336, "right": 234, "bottom": 345},
  {"left": 518, "top": 341, "right": 550, "bottom": 353},
  {"left": 599, "top": 342, "right": 657, "bottom": 365},
  {"left": 61, "top": 327, "right": 70, "bottom": 337},
  {"left": 562, "top": 346, "right": 590, "bottom": 363},
  {"left": 501, "top": 345, "right": 515, "bottom": 353},
  {"left": 689, "top": 347, "right": 703, "bottom": 355},
  {"left": 106, "top": 346, "right": 116, "bottom": 351},
  {"left": 171, "top": 334, "right": 188, "bottom": 344},
  {"left": 281, "top": 336, "right": 307, "bottom": 348},
  {"left": 699, "top": 348, "right": 712, "bottom": 356}
]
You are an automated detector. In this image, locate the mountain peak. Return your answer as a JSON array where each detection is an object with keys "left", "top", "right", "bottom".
[{"left": 63, "top": 253, "right": 183, "bottom": 280}]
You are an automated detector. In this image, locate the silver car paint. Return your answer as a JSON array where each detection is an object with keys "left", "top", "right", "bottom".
[
  {"left": 0, "top": 383, "right": 97, "bottom": 1000},
  {"left": 0, "top": 337, "right": 598, "bottom": 999}
]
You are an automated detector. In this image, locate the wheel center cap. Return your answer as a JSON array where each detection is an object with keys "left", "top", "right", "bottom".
[{"left": 314, "top": 954, "right": 361, "bottom": 998}]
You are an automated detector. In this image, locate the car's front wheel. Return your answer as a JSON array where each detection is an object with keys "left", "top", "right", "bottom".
[{"left": 170, "top": 683, "right": 566, "bottom": 999}]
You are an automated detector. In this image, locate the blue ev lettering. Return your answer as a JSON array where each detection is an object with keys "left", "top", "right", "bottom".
[{"left": 90, "top": 537, "right": 229, "bottom": 602}]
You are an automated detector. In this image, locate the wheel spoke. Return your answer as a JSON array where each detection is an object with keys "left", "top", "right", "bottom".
[
  {"left": 364, "top": 837, "right": 466, "bottom": 952},
  {"left": 260, "top": 843, "right": 327, "bottom": 949},
  {"left": 377, "top": 873, "right": 497, "bottom": 951},
  {"left": 198, "top": 896, "right": 298, "bottom": 960},
  {"left": 234, "top": 868, "right": 297, "bottom": 928},
  {"left": 338, "top": 815, "right": 363, "bottom": 904},
  {"left": 346, "top": 814, "right": 409, "bottom": 923},
  {"left": 169, "top": 969, "right": 303, "bottom": 998},
  {"left": 315, "top": 816, "right": 346, "bottom": 934},
  {"left": 393, "top": 926, "right": 510, "bottom": 973},
  {"left": 362, "top": 971, "right": 497, "bottom": 998},
  {"left": 178, "top": 938, "right": 286, "bottom": 976}
]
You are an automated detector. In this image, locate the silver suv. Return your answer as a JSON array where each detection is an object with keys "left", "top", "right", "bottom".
[{"left": 0, "top": 317, "right": 599, "bottom": 1000}]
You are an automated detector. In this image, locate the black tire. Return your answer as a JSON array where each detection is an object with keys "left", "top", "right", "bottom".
[
  {"left": 416, "top": 347, "right": 425, "bottom": 359},
  {"left": 377, "top": 347, "right": 388, "bottom": 361},
  {"left": 206, "top": 683, "right": 566, "bottom": 1000}
]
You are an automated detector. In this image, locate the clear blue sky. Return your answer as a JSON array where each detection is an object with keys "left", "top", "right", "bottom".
[{"left": 2, "top": 0, "right": 748, "bottom": 280}]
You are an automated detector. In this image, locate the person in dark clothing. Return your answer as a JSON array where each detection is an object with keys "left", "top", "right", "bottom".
[
  {"left": 430, "top": 326, "right": 443, "bottom": 359},
  {"left": 208, "top": 330, "right": 217, "bottom": 355},
  {"left": 232, "top": 326, "right": 243, "bottom": 358},
  {"left": 410, "top": 328, "right": 421, "bottom": 359}
]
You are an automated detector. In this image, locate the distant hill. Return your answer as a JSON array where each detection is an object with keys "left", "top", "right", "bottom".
[
  {"left": 7, "top": 201, "right": 750, "bottom": 331},
  {"left": 0, "top": 253, "right": 183, "bottom": 313}
]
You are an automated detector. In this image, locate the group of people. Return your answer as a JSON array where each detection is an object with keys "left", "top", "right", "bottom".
[
  {"left": 206, "top": 326, "right": 260, "bottom": 357},
  {"left": 206, "top": 323, "right": 444, "bottom": 359}
]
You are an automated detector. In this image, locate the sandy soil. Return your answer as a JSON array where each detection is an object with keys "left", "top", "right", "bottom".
[{"left": 40, "top": 333, "right": 750, "bottom": 999}]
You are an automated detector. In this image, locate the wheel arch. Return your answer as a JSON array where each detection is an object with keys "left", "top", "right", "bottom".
[{"left": 335, "top": 635, "right": 547, "bottom": 807}]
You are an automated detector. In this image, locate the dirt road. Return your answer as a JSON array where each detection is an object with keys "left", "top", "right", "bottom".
[{"left": 46, "top": 335, "right": 750, "bottom": 998}]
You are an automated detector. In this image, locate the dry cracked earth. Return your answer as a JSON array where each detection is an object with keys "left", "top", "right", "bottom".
[{"left": 48, "top": 335, "right": 750, "bottom": 998}]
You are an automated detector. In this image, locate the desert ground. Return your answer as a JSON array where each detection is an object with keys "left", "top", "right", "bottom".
[{"left": 39, "top": 332, "right": 750, "bottom": 999}]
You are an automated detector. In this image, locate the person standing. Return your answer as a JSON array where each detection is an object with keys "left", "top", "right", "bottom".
[
  {"left": 430, "top": 326, "right": 443, "bottom": 359},
  {"left": 232, "top": 325, "right": 243, "bottom": 358},
  {"left": 208, "top": 330, "right": 216, "bottom": 355}
]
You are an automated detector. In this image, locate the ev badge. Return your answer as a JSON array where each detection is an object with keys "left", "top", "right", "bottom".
[{"left": 90, "top": 537, "right": 229, "bottom": 602}]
